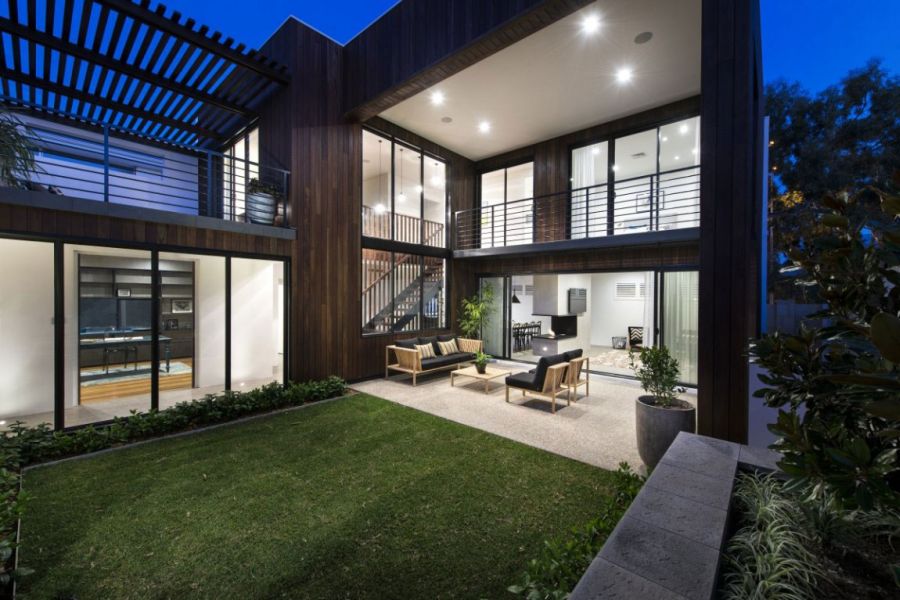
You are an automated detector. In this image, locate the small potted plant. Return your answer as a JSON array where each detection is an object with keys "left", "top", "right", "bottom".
[
  {"left": 473, "top": 350, "right": 491, "bottom": 374},
  {"left": 246, "top": 178, "right": 282, "bottom": 226},
  {"left": 630, "top": 346, "right": 695, "bottom": 468}
]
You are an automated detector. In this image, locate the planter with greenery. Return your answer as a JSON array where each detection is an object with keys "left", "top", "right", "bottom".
[
  {"left": 0, "top": 110, "right": 37, "bottom": 188},
  {"left": 458, "top": 283, "right": 494, "bottom": 340},
  {"left": 473, "top": 350, "right": 491, "bottom": 374},
  {"left": 246, "top": 178, "right": 282, "bottom": 226},
  {"left": 629, "top": 346, "right": 695, "bottom": 468}
]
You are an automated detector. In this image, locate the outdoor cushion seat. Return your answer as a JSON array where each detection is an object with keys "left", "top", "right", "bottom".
[
  {"left": 564, "top": 349, "right": 583, "bottom": 361},
  {"left": 505, "top": 371, "right": 541, "bottom": 391},
  {"left": 421, "top": 353, "right": 474, "bottom": 370},
  {"left": 395, "top": 338, "right": 418, "bottom": 350}
]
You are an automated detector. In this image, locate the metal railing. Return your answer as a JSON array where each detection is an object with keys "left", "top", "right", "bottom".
[
  {"left": 362, "top": 205, "right": 445, "bottom": 246},
  {"left": 455, "top": 166, "right": 700, "bottom": 250},
  {"left": 3, "top": 115, "right": 290, "bottom": 228}
]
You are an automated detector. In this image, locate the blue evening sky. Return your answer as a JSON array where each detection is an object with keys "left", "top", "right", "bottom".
[{"left": 164, "top": 0, "right": 899, "bottom": 92}]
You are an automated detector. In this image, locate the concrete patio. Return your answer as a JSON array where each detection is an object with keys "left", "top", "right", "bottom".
[{"left": 354, "top": 360, "right": 697, "bottom": 472}]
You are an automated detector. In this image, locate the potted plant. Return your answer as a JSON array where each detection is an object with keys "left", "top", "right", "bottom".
[
  {"left": 246, "top": 178, "right": 281, "bottom": 226},
  {"left": 630, "top": 346, "right": 695, "bottom": 468},
  {"left": 473, "top": 350, "right": 491, "bottom": 374},
  {"left": 0, "top": 110, "right": 37, "bottom": 188},
  {"left": 458, "top": 283, "right": 494, "bottom": 339}
]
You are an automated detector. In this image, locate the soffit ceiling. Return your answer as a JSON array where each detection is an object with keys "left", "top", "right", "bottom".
[{"left": 379, "top": 0, "right": 701, "bottom": 161}]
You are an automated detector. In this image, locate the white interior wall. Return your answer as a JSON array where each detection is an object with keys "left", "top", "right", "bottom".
[
  {"left": 557, "top": 273, "right": 592, "bottom": 351},
  {"left": 191, "top": 255, "right": 226, "bottom": 389},
  {"left": 231, "top": 258, "right": 282, "bottom": 384},
  {"left": 510, "top": 276, "right": 551, "bottom": 332},
  {"left": 0, "top": 239, "right": 55, "bottom": 421},
  {"left": 590, "top": 272, "right": 651, "bottom": 347}
]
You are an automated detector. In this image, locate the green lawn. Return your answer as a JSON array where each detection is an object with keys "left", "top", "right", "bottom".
[{"left": 19, "top": 394, "right": 614, "bottom": 600}]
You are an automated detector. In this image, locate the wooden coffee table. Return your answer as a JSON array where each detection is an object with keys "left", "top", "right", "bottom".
[{"left": 450, "top": 365, "right": 511, "bottom": 393}]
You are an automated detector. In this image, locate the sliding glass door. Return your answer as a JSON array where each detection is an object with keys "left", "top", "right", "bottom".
[
  {"left": 479, "top": 277, "right": 509, "bottom": 358},
  {"left": 660, "top": 271, "right": 699, "bottom": 385}
]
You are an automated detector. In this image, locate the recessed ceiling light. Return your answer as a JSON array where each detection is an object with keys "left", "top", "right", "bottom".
[
  {"left": 430, "top": 90, "right": 445, "bottom": 106},
  {"left": 397, "top": 192, "right": 407, "bottom": 203},
  {"left": 415, "top": 185, "right": 423, "bottom": 194},
  {"left": 591, "top": 147, "right": 600, "bottom": 156},
  {"left": 616, "top": 67, "right": 633, "bottom": 84},
  {"left": 692, "top": 148, "right": 698, "bottom": 155},
  {"left": 374, "top": 203, "right": 386, "bottom": 214},
  {"left": 581, "top": 14, "right": 601, "bottom": 34},
  {"left": 679, "top": 124, "right": 689, "bottom": 135},
  {"left": 430, "top": 175, "right": 442, "bottom": 186},
  {"left": 661, "top": 136, "right": 668, "bottom": 142},
  {"left": 612, "top": 164, "right": 619, "bottom": 171},
  {"left": 478, "top": 121, "right": 491, "bottom": 134},
  {"left": 674, "top": 155, "right": 680, "bottom": 161}
]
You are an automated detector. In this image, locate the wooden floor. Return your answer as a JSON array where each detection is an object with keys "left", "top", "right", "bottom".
[{"left": 80, "top": 359, "right": 193, "bottom": 404}]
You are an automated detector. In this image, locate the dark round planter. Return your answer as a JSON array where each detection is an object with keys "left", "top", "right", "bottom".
[
  {"left": 247, "top": 191, "right": 277, "bottom": 226},
  {"left": 635, "top": 395, "right": 696, "bottom": 468},
  {"left": 475, "top": 363, "right": 487, "bottom": 374}
]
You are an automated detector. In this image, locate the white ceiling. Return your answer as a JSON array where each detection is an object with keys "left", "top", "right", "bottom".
[{"left": 379, "top": 0, "right": 701, "bottom": 161}]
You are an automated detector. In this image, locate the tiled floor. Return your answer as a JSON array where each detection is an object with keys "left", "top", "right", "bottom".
[{"left": 354, "top": 359, "right": 696, "bottom": 472}]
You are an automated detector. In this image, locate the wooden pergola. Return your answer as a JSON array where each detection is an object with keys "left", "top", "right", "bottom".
[{"left": 0, "top": 0, "right": 288, "bottom": 148}]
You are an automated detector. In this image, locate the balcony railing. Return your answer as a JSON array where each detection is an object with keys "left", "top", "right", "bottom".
[
  {"left": 5, "top": 118, "right": 290, "bottom": 228},
  {"left": 362, "top": 205, "right": 446, "bottom": 247},
  {"left": 455, "top": 166, "right": 700, "bottom": 251}
]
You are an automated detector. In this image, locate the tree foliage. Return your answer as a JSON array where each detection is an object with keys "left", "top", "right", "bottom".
[
  {"left": 750, "top": 179, "right": 900, "bottom": 510},
  {"left": 767, "top": 60, "right": 900, "bottom": 300}
]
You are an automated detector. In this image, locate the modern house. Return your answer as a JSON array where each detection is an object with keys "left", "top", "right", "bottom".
[{"left": 0, "top": 0, "right": 764, "bottom": 443}]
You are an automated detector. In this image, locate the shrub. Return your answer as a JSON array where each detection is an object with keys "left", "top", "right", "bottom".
[
  {"left": 629, "top": 346, "right": 684, "bottom": 407},
  {"left": 508, "top": 464, "right": 644, "bottom": 599},
  {"left": 749, "top": 182, "right": 900, "bottom": 510}
]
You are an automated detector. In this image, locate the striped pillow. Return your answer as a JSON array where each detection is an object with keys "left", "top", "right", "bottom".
[
  {"left": 415, "top": 343, "right": 436, "bottom": 359},
  {"left": 437, "top": 339, "right": 459, "bottom": 356}
]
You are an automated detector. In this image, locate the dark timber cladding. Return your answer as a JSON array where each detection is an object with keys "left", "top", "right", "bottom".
[
  {"left": 342, "top": 0, "right": 594, "bottom": 121},
  {"left": 0, "top": 0, "right": 288, "bottom": 148},
  {"left": 698, "top": 0, "right": 764, "bottom": 443}
]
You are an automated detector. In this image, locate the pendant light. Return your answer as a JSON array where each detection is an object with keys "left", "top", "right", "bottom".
[{"left": 397, "top": 147, "right": 406, "bottom": 204}]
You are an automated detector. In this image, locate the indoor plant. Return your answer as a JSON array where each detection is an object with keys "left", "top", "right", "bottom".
[
  {"left": 473, "top": 350, "right": 491, "bottom": 374},
  {"left": 0, "top": 110, "right": 37, "bottom": 188},
  {"left": 246, "top": 178, "right": 281, "bottom": 226},
  {"left": 458, "top": 283, "right": 494, "bottom": 339},
  {"left": 630, "top": 346, "right": 695, "bottom": 468}
]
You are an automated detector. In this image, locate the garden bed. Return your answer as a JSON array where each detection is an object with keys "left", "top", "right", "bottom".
[{"left": 17, "top": 394, "right": 617, "bottom": 599}]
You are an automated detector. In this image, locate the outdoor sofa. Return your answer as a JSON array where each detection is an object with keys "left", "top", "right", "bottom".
[{"left": 385, "top": 335, "right": 483, "bottom": 385}]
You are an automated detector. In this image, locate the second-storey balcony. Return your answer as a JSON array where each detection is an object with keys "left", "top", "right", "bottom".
[
  {"left": 3, "top": 115, "right": 291, "bottom": 234},
  {"left": 454, "top": 165, "right": 700, "bottom": 256}
]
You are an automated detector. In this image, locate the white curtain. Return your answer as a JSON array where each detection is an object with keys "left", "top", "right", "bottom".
[
  {"left": 571, "top": 143, "right": 607, "bottom": 238},
  {"left": 662, "top": 271, "right": 699, "bottom": 385},
  {"left": 643, "top": 271, "right": 655, "bottom": 346}
]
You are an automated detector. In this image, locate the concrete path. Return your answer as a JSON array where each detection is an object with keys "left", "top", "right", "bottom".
[{"left": 354, "top": 361, "right": 695, "bottom": 472}]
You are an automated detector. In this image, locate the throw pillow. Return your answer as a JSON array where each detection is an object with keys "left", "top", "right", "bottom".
[
  {"left": 415, "top": 343, "right": 436, "bottom": 359},
  {"left": 437, "top": 339, "right": 459, "bottom": 355}
]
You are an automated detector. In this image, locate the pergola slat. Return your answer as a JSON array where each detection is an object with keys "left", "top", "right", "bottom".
[{"left": 0, "top": 0, "right": 287, "bottom": 148}]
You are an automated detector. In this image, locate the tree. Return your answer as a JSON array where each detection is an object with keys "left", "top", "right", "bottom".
[{"left": 767, "top": 60, "right": 900, "bottom": 300}]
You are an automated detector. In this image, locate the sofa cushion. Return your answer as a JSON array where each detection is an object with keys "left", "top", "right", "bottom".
[
  {"left": 506, "top": 371, "right": 540, "bottom": 391},
  {"left": 395, "top": 338, "right": 418, "bottom": 350},
  {"left": 437, "top": 334, "right": 456, "bottom": 342},
  {"left": 437, "top": 339, "right": 460, "bottom": 355},
  {"left": 421, "top": 354, "right": 465, "bottom": 370},
  {"left": 533, "top": 353, "right": 568, "bottom": 388},
  {"left": 564, "top": 349, "right": 583, "bottom": 361},
  {"left": 419, "top": 335, "right": 441, "bottom": 354},
  {"left": 415, "top": 343, "right": 437, "bottom": 359}
]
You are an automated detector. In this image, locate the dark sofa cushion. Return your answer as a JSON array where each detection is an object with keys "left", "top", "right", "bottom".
[
  {"left": 506, "top": 372, "right": 540, "bottom": 391},
  {"left": 421, "top": 353, "right": 469, "bottom": 370},
  {"left": 395, "top": 338, "right": 418, "bottom": 350},
  {"left": 564, "top": 349, "right": 583, "bottom": 361},
  {"left": 533, "top": 353, "right": 568, "bottom": 388},
  {"left": 437, "top": 334, "right": 456, "bottom": 342}
]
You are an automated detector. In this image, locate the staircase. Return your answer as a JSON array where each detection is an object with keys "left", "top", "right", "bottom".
[{"left": 363, "top": 259, "right": 444, "bottom": 333}]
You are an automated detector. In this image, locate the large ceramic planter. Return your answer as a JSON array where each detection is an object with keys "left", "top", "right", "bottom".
[
  {"left": 246, "top": 191, "right": 277, "bottom": 226},
  {"left": 635, "top": 395, "right": 696, "bottom": 468}
]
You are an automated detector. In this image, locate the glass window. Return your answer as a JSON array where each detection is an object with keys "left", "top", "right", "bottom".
[
  {"left": 362, "top": 130, "right": 447, "bottom": 247},
  {"left": 361, "top": 250, "right": 445, "bottom": 334},
  {"left": 571, "top": 142, "right": 609, "bottom": 238},
  {"left": 479, "top": 162, "right": 534, "bottom": 248},
  {"left": 157, "top": 253, "right": 226, "bottom": 411},
  {"left": 394, "top": 145, "right": 422, "bottom": 244},
  {"left": 423, "top": 256, "right": 446, "bottom": 330},
  {"left": 423, "top": 158, "right": 447, "bottom": 247},
  {"left": 231, "top": 258, "right": 285, "bottom": 390},
  {"left": 662, "top": 271, "right": 699, "bottom": 385},
  {"left": 0, "top": 238, "right": 55, "bottom": 428},
  {"left": 67, "top": 245, "right": 153, "bottom": 427},
  {"left": 658, "top": 117, "right": 701, "bottom": 230}
]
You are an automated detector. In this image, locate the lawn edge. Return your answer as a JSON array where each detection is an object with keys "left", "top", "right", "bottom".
[{"left": 22, "top": 392, "right": 357, "bottom": 473}]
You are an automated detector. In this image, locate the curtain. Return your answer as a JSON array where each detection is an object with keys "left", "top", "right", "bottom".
[
  {"left": 663, "top": 271, "right": 699, "bottom": 385},
  {"left": 643, "top": 271, "right": 655, "bottom": 346},
  {"left": 571, "top": 143, "right": 607, "bottom": 238}
]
